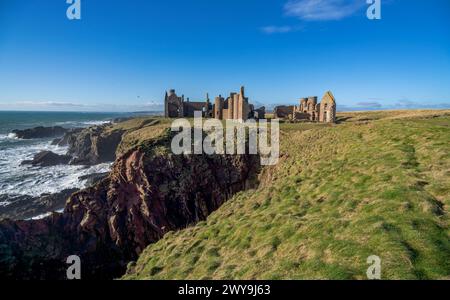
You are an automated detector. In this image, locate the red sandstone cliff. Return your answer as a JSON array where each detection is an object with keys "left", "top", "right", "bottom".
[{"left": 0, "top": 139, "right": 260, "bottom": 279}]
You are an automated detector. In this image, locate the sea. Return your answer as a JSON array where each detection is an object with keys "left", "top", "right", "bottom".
[{"left": 0, "top": 111, "right": 147, "bottom": 205}]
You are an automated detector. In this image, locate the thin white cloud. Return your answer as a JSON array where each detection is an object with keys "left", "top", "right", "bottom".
[
  {"left": 261, "top": 24, "right": 304, "bottom": 35},
  {"left": 284, "top": 0, "right": 365, "bottom": 21},
  {"left": 356, "top": 101, "right": 383, "bottom": 108},
  {"left": 338, "top": 99, "right": 450, "bottom": 112},
  {"left": 261, "top": 26, "right": 294, "bottom": 34},
  {"left": 13, "top": 101, "right": 89, "bottom": 107}
]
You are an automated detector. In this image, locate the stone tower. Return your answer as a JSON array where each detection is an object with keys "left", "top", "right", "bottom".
[
  {"left": 239, "top": 86, "right": 248, "bottom": 121},
  {"left": 299, "top": 98, "right": 308, "bottom": 112},
  {"left": 164, "top": 89, "right": 184, "bottom": 118},
  {"left": 212, "top": 86, "right": 252, "bottom": 121},
  {"left": 214, "top": 95, "right": 224, "bottom": 119},
  {"left": 306, "top": 97, "right": 318, "bottom": 121}
]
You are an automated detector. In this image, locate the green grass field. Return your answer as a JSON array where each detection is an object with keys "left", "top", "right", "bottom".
[{"left": 122, "top": 110, "right": 450, "bottom": 280}]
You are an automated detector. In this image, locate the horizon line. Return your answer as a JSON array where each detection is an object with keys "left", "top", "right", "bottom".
[{"left": 1, "top": 108, "right": 450, "bottom": 114}]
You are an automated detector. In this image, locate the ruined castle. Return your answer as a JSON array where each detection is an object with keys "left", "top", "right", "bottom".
[
  {"left": 274, "top": 91, "right": 337, "bottom": 123},
  {"left": 165, "top": 87, "right": 336, "bottom": 123},
  {"left": 164, "top": 86, "right": 265, "bottom": 121},
  {"left": 164, "top": 89, "right": 211, "bottom": 118}
]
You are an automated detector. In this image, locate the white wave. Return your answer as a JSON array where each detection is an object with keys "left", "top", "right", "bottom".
[
  {"left": 54, "top": 120, "right": 111, "bottom": 127},
  {"left": 82, "top": 120, "right": 111, "bottom": 126},
  {"left": 0, "top": 133, "right": 18, "bottom": 141},
  {"left": 0, "top": 162, "right": 112, "bottom": 197},
  {"left": 27, "top": 208, "right": 66, "bottom": 220},
  {"left": 0, "top": 139, "right": 112, "bottom": 197},
  {"left": 27, "top": 212, "right": 53, "bottom": 220},
  {"left": 0, "top": 201, "right": 10, "bottom": 207}
]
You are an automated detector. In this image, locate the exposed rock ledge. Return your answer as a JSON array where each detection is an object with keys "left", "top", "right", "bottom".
[
  {"left": 51, "top": 128, "right": 84, "bottom": 146},
  {"left": 0, "top": 137, "right": 261, "bottom": 279},
  {"left": 0, "top": 189, "right": 78, "bottom": 221},
  {"left": 0, "top": 174, "right": 107, "bottom": 221},
  {"left": 12, "top": 126, "right": 68, "bottom": 139},
  {"left": 21, "top": 151, "right": 72, "bottom": 167},
  {"left": 19, "top": 125, "right": 125, "bottom": 167},
  {"left": 67, "top": 126, "right": 124, "bottom": 165}
]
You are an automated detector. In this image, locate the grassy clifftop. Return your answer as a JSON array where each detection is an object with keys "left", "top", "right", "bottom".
[
  {"left": 106, "top": 117, "right": 172, "bottom": 156},
  {"left": 122, "top": 110, "right": 450, "bottom": 280}
]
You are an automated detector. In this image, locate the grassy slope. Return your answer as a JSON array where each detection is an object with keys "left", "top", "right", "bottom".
[
  {"left": 107, "top": 117, "right": 173, "bottom": 156},
  {"left": 122, "top": 110, "right": 450, "bottom": 280}
]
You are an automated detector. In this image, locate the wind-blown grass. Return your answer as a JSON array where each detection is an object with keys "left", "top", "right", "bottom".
[{"left": 122, "top": 110, "right": 450, "bottom": 280}]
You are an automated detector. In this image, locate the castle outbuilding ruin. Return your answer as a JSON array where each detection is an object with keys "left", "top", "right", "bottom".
[
  {"left": 164, "top": 89, "right": 212, "bottom": 118},
  {"left": 274, "top": 91, "right": 337, "bottom": 123},
  {"left": 164, "top": 86, "right": 265, "bottom": 121}
]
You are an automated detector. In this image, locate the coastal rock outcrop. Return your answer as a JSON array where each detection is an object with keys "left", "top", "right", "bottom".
[
  {"left": 21, "top": 151, "right": 72, "bottom": 167},
  {"left": 19, "top": 125, "right": 124, "bottom": 167},
  {"left": 0, "top": 137, "right": 261, "bottom": 279},
  {"left": 12, "top": 126, "right": 68, "bottom": 139},
  {"left": 67, "top": 126, "right": 125, "bottom": 165},
  {"left": 51, "top": 128, "right": 83, "bottom": 146},
  {"left": 0, "top": 189, "right": 78, "bottom": 221}
]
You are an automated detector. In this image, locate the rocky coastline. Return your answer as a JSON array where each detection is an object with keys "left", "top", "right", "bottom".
[
  {"left": 12, "top": 126, "right": 68, "bottom": 139},
  {"left": 0, "top": 173, "right": 108, "bottom": 221},
  {"left": 0, "top": 122, "right": 261, "bottom": 280},
  {"left": 15, "top": 124, "right": 124, "bottom": 167},
  {"left": 1, "top": 122, "right": 124, "bottom": 222}
]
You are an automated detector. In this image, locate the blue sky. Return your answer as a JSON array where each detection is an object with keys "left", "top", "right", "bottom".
[{"left": 0, "top": 0, "right": 449, "bottom": 111}]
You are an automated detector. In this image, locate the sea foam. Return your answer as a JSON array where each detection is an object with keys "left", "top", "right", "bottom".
[{"left": 0, "top": 139, "right": 111, "bottom": 197}]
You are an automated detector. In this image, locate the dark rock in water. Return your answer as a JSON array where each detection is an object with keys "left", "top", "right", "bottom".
[
  {"left": 67, "top": 125, "right": 125, "bottom": 165},
  {"left": 78, "top": 172, "right": 109, "bottom": 186},
  {"left": 0, "top": 138, "right": 261, "bottom": 279},
  {"left": 21, "top": 151, "right": 71, "bottom": 167},
  {"left": 12, "top": 126, "right": 68, "bottom": 139},
  {"left": 51, "top": 128, "right": 83, "bottom": 146},
  {"left": 0, "top": 188, "right": 78, "bottom": 221}
]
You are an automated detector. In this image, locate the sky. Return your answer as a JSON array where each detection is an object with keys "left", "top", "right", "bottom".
[{"left": 0, "top": 0, "right": 449, "bottom": 112}]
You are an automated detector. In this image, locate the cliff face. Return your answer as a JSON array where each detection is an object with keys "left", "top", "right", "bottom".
[
  {"left": 67, "top": 126, "right": 125, "bottom": 165},
  {"left": 0, "top": 139, "right": 260, "bottom": 279}
]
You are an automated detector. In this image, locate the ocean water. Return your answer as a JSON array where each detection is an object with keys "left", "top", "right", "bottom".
[{"left": 0, "top": 111, "right": 133, "bottom": 200}]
